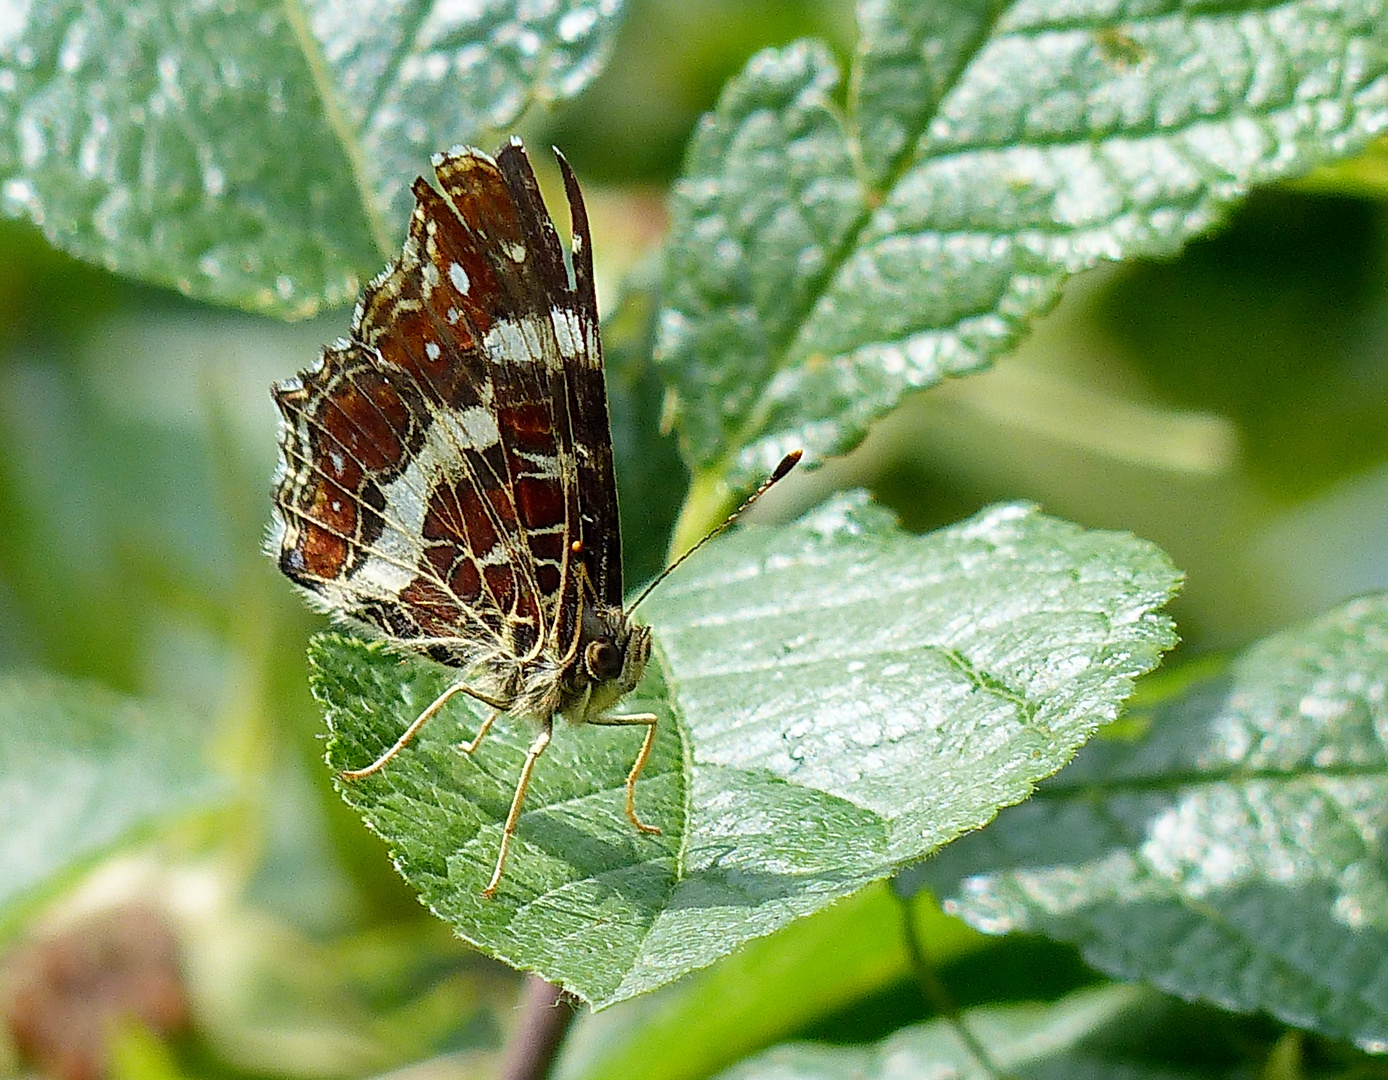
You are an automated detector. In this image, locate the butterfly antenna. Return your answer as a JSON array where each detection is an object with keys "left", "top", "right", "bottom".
[{"left": 627, "top": 450, "right": 803, "bottom": 615}]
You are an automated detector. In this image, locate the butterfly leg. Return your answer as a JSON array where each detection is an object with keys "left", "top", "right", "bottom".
[
  {"left": 457, "top": 709, "right": 498, "bottom": 754},
  {"left": 482, "top": 717, "right": 553, "bottom": 899},
  {"left": 589, "top": 713, "right": 662, "bottom": 835},
  {"left": 340, "top": 681, "right": 506, "bottom": 780}
]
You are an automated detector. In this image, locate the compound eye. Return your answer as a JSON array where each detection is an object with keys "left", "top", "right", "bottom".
[{"left": 586, "top": 639, "right": 622, "bottom": 681}]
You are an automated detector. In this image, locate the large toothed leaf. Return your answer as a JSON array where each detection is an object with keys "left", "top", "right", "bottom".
[
  {"left": 709, "top": 984, "right": 1209, "bottom": 1080},
  {"left": 0, "top": 673, "right": 229, "bottom": 936},
  {"left": 659, "top": 4, "right": 1388, "bottom": 495},
  {"left": 309, "top": 494, "right": 1180, "bottom": 1006},
  {"left": 912, "top": 594, "right": 1388, "bottom": 1052},
  {"left": 0, "top": 0, "right": 625, "bottom": 317}
]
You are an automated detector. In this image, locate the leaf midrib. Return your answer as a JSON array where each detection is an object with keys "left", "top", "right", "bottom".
[
  {"left": 695, "top": 8, "right": 1008, "bottom": 491},
  {"left": 280, "top": 0, "right": 395, "bottom": 259},
  {"left": 690, "top": 1, "right": 1370, "bottom": 494}
]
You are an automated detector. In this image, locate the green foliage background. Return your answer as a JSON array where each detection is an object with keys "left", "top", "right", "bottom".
[{"left": 2, "top": 1, "right": 1388, "bottom": 1079}]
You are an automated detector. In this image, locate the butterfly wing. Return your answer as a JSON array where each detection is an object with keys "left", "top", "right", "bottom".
[{"left": 271, "top": 141, "right": 604, "bottom": 681}]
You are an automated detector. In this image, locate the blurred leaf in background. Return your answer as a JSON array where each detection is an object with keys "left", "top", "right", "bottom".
[{"left": 0, "top": 0, "right": 653, "bottom": 1075}]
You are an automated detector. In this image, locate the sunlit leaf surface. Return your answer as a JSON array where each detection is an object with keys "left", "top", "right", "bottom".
[
  {"left": 913, "top": 594, "right": 1388, "bottom": 1051},
  {"left": 0, "top": 0, "right": 624, "bottom": 315},
  {"left": 311, "top": 495, "right": 1179, "bottom": 1005},
  {"left": 659, "top": 3, "right": 1388, "bottom": 494}
]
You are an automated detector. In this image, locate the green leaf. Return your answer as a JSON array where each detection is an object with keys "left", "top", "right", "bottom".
[
  {"left": 0, "top": 673, "right": 229, "bottom": 935},
  {"left": 659, "top": 4, "right": 1388, "bottom": 502},
  {"left": 708, "top": 983, "right": 1203, "bottom": 1080},
  {"left": 851, "top": 1, "right": 1006, "bottom": 191},
  {"left": 660, "top": 42, "right": 862, "bottom": 494},
  {"left": 309, "top": 495, "right": 1180, "bottom": 1006},
  {"left": 913, "top": 594, "right": 1388, "bottom": 1051},
  {"left": 557, "top": 886, "right": 984, "bottom": 1080},
  {"left": 0, "top": 0, "right": 625, "bottom": 316}
]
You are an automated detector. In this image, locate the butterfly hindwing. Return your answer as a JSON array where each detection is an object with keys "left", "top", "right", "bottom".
[{"left": 271, "top": 141, "right": 611, "bottom": 674}]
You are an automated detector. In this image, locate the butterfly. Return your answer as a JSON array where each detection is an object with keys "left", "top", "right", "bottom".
[{"left": 270, "top": 138, "right": 798, "bottom": 897}]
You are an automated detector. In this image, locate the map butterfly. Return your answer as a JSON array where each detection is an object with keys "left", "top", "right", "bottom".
[{"left": 270, "top": 138, "right": 798, "bottom": 898}]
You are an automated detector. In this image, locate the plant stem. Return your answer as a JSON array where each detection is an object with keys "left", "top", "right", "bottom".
[
  {"left": 498, "top": 976, "right": 578, "bottom": 1080},
  {"left": 895, "top": 891, "right": 1016, "bottom": 1080}
]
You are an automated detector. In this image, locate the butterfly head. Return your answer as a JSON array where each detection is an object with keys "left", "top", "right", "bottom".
[{"left": 570, "top": 604, "right": 652, "bottom": 720}]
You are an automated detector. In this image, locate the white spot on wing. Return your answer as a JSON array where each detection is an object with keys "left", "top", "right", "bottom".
[
  {"left": 426, "top": 341, "right": 441, "bottom": 360},
  {"left": 485, "top": 319, "right": 528, "bottom": 364},
  {"left": 515, "top": 447, "right": 560, "bottom": 478},
  {"left": 449, "top": 262, "right": 470, "bottom": 294},
  {"left": 484, "top": 315, "right": 551, "bottom": 366},
  {"left": 348, "top": 550, "right": 416, "bottom": 597},
  {"left": 519, "top": 317, "right": 545, "bottom": 364},
  {"left": 476, "top": 544, "right": 510, "bottom": 566},
  {"left": 584, "top": 322, "right": 600, "bottom": 366},
  {"left": 551, "top": 308, "right": 581, "bottom": 359},
  {"left": 450, "top": 405, "right": 501, "bottom": 450},
  {"left": 505, "top": 242, "right": 526, "bottom": 263}
]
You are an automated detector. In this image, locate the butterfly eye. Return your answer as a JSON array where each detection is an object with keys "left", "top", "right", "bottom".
[{"left": 586, "top": 640, "right": 622, "bottom": 681}]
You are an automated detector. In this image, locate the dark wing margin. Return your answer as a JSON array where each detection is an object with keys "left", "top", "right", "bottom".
[{"left": 556, "top": 148, "right": 624, "bottom": 610}]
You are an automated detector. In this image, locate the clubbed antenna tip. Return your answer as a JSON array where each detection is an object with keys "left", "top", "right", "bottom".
[{"left": 627, "top": 450, "right": 804, "bottom": 614}]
